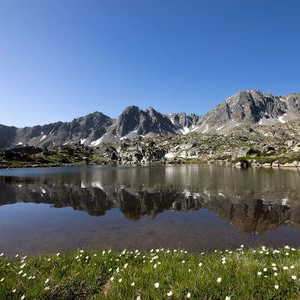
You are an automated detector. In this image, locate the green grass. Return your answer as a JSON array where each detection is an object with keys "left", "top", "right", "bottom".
[{"left": 0, "top": 246, "right": 300, "bottom": 299}]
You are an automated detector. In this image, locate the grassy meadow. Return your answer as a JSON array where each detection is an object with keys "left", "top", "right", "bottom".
[{"left": 0, "top": 246, "right": 300, "bottom": 299}]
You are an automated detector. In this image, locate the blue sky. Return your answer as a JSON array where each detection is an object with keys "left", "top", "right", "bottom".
[{"left": 0, "top": 0, "right": 299, "bottom": 127}]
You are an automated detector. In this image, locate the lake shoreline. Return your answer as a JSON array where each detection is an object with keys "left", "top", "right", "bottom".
[
  {"left": 2, "top": 160, "right": 300, "bottom": 170},
  {"left": 1, "top": 133, "right": 300, "bottom": 170}
]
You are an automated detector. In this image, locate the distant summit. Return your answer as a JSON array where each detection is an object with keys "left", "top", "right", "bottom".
[{"left": 195, "top": 90, "right": 300, "bottom": 134}]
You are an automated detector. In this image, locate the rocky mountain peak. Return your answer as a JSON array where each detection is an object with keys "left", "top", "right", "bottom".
[
  {"left": 110, "top": 105, "right": 177, "bottom": 137},
  {"left": 195, "top": 90, "right": 300, "bottom": 134},
  {"left": 112, "top": 106, "right": 141, "bottom": 136}
]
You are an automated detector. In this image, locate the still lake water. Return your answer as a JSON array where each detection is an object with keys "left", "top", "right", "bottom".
[{"left": 0, "top": 164, "right": 300, "bottom": 256}]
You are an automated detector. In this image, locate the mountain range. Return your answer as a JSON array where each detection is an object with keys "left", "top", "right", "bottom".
[{"left": 1, "top": 89, "right": 299, "bottom": 149}]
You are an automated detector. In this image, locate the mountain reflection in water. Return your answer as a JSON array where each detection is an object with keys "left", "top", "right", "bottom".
[
  {"left": 1, "top": 165, "right": 300, "bottom": 235},
  {"left": 1, "top": 165, "right": 300, "bottom": 255}
]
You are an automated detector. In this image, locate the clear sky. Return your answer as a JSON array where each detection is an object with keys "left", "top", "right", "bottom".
[{"left": 0, "top": 0, "right": 299, "bottom": 127}]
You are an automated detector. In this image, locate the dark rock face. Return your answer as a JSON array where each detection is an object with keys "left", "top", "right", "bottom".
[
  {"left": 110, "top": 106, "right": 178, "bottom": 137},
  {"left": 0, "top": 125, "right": 17, "bottom": 149},
  {"left": 167, "top": 112, "right": 201, "bottom": 129}
]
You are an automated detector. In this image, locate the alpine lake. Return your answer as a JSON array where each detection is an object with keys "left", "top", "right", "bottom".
[{"left": 0, "top": 164, "right": 300, "bottom": 256}]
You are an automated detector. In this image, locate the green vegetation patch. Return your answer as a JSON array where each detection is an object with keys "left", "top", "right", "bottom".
[{"left": 1, "top": 246, "right": 300, "bottom": 299}]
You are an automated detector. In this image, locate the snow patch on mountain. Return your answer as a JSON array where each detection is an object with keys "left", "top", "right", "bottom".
[
  {"left": 91, "top": 136, "right": 105, "bottom": 147},
  {"left": 278, "top": 114, "right": 287, "bottom": 124}
]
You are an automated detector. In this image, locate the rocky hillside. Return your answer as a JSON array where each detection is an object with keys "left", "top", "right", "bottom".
[
  {"left": 1, "top": 117, "right": 300, "bottom": 169},
  {"left": 0, "top": 112, "right": 113, "bottom": 149},
  {"left": 195, "top": 90, "right": 300, "bottom": 134},
  {"left": 0, "top": 89, "right": 299, "bottom": 149}
]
